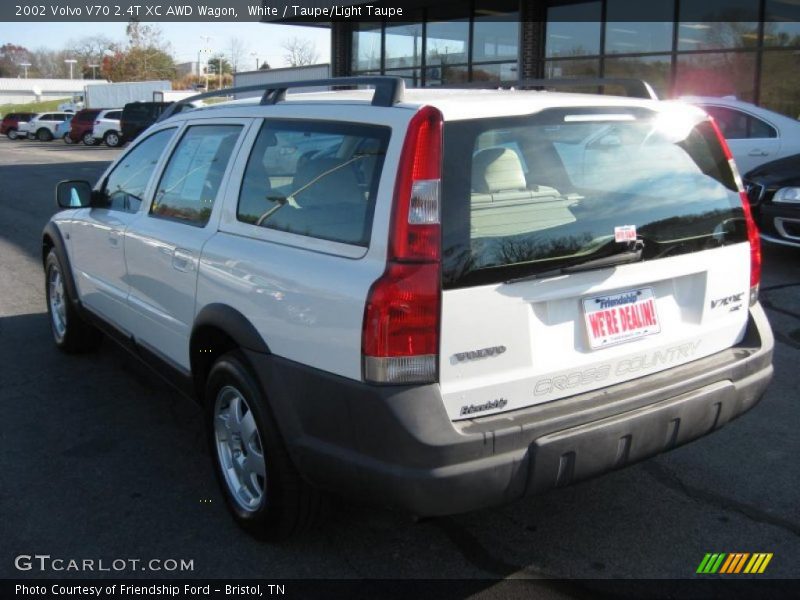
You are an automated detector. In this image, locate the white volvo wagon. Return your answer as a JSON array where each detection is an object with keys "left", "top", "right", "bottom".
[{"left": 42, "top": 77, "right": 773, "bottom": 540}]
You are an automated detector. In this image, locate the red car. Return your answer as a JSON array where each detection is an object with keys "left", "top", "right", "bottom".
[
  {"left": 1, "top": 112, "right": 36, "bottom": 140},
  {"left": 68, "top": 108, "right": 104, "bottom": 145}
]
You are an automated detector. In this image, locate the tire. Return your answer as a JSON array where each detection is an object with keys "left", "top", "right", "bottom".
[
  {"left": 63, "top": 133, "right": 74, "bottom": 144},
  {"left": 7, "top": 128, "right": 18, "bottom": 140},
  {"left": 82, "top": 132, "right": 99, "bottom": 146},
  {"left": 206, "top": 351, "right": 320, "bottom": 541},
  {"left": 37, "top": 128, "right": 53, "bottom": 141},
  {"left": 45, "top": 250, "right": 102, "bottom": 353},
  {"left": 103, "top": 130, "right": 122, "bottom": 147}
]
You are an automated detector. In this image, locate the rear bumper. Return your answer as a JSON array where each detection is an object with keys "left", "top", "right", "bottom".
[{"left": 246, "top": 304, "right": 773, "bottom": 516}]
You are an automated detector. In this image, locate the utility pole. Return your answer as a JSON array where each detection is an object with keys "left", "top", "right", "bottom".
[
  {"left": 200, "top": 36, "right": 212, "bottom": 90},
  {"left": 19, "top": 62, "right": 31, "bottom": 78},
  {"left": 251, "top": 51, "right": 258, "bottom": 70},
  {"left": 88, "top": 64, "right": 99, "bottom": 79}
]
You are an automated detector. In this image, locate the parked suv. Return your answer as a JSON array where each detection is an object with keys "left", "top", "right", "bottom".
[
  {"left": 68, "top": 108, "right": 103, "bottom": 145},
  {"left": 92, "top": 108, "right": 124, "bottom": 147},
  {"left": 24, "top": 112, "right": 72, "bottom": 141},
  {"left": 43, "top": 77, "right": 773, "bottom": 540},
  {"left": 1, "top": 112, "right": 35, "bottom": 140},
  {"left": 120, "top": 101, "right": 170, "bottom": 142}
]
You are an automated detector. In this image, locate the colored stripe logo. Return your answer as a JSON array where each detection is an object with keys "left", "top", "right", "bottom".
[{"left": 696, "top": 553, "right": 773, "bottom": 574}]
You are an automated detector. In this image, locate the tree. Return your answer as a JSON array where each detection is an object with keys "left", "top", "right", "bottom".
[
  {"left": 259, "top": 61, "right": 271, "bottom": 70},
  {"left": 227, "top": 37, "right": 248, "bottom": 73},
  {"left": 27, "top": 47, "right": 68, "bottom": 78},
  {"left": 0, "top": 43, "right": 31, "bottom": 77},
  {"left": 101, "top": 19, "right": 175, "bottom": 82},
  {"left": 208, "top": 54, "right": 233, "bottom": 75},
  {"left": 64, "top": 35, "right": 115, "bottom": 79},
  {"left": 281, "top": 37, "right": 319, "bottom": 67}
]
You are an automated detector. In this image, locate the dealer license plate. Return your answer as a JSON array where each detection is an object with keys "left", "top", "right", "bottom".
[{"left": 582, "top": 288, "right": 661, "bottom": 349}]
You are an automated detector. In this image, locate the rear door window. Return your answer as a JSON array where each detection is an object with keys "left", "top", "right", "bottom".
[
  {"left": 151, "top": 125, "right": 243, "bottom": 226},
  {"left": 442, "top": 107, "right": 748, "bottom": 288},
  {"left": 702, "top": 105, "right": 777, "bottom": 139},
  {"left": 237, "top": 120, "right": 390, "bottom": 246}
]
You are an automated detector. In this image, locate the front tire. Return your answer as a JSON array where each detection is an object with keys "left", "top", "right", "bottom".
[
  {"left": 206, "top": 352, "right": 320, "bottom": 540},
  {"left": 82, "top": 132, "right": 99, "bottom": 146},
  {"left": 37, "top": 128, "right": 53, "bottom": 141},
  {"left": 45, "top": 250, "right": 102, "bottom": 353},
  {"left": 7, "top": 128, "right": 18, "bottom": 140},
  {"left": 103, "top": 131, "right": 122, "bottom": 147},
  {"left": 63, "top": 133, "right": 74, "bottom": 144}
]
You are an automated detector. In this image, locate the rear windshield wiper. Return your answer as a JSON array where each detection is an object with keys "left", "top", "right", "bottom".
[{"left": 505, "top": 239, "right": 645, "bottom": 284}]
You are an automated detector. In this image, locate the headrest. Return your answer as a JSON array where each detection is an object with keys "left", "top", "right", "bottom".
[{"left": 472, "top": 147, "right": 527, "bottom": 194}]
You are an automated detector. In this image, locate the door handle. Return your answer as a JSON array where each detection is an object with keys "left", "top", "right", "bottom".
[
  {"left": 108, "top": 233, "right": 120, "bottom": 247},
  {"left": 172, "top": 249, "right": 195, "bottom": 273},
  {"left": 748, "top": 149, "right": 769, "bottom": 156}
]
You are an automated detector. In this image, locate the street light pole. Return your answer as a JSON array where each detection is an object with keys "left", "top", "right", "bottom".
[
  {"left": 88, "top": 64, "right": 99, "bottom": 79},
  {"left": 19, "top": 62, "right": 31, "bottom": 78},
  {"left": 251, "top": 51, "right": 258, "bottom": 70},
  {"left": 64, "top": 58, "right": 77, "bottom": 79},
  {"left": 200, "top": 36, "right": 212, "bottom": 90}
]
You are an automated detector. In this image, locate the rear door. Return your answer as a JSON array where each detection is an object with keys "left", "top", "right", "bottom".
[
  {"left": 439, "top": 105, "right": 752, "bottom": 420},
  {"left": 701, "top": 105, "right": 781, "bottom": 174},
  {"left": 124, "top": 119, "right": 250, "bottom": 369}
]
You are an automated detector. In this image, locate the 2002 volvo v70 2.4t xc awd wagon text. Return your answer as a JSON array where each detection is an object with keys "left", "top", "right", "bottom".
[{"left": 42, "top": 77, "right": 773, "bottom": 540}]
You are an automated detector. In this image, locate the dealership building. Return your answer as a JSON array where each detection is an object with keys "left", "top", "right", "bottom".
[{"left": 276, "top": 0, "right": 800, "bottom": 118}]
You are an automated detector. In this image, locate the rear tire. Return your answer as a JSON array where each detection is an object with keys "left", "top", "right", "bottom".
[
  {"left": 206, "top": 351, "right": 320, "bottom": 541},
  {"left": 63, "top": 133, "right": 74, "bottom": 144},
  {"left": 82, "top": 132, "right": 99, "bottom": 146},
  {"left": 7, "top": 128, "right": 18, "bottom": 140},
  {"left": 45, "top": 250, "right": 102, "bottom": 353},
  {"left": 103, "top": 131, "right": 122, "bottom": 147},
  {"left": 37, "top": 128, "right": 53, "bottom": 141}
]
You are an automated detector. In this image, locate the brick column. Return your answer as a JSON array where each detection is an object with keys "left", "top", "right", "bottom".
[{"left": 520, "top": 1, "right": 546, "bottom": 80}]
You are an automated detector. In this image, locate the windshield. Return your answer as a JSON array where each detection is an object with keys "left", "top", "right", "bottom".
[{"left": 441, "top": 106, "right": 747, "bottom": 288}]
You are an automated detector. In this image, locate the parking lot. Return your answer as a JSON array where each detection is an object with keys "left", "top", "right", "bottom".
[{"left": 0, "top": 136, "right": 798, "bottom": 589}]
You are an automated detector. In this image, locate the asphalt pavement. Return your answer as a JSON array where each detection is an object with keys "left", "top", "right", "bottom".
[{"left": 0, "top": 137, "right": 798, "bottom": 592}]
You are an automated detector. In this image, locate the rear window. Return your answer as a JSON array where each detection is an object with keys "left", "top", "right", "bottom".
[{"left": 442, "top": 107, "right": 748, "bottom": 288}]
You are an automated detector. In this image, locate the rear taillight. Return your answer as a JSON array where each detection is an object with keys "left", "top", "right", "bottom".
[
  {"left": 362, "top": 106, "right": 443, "bottom": 384},
  {"left": 709, "top": 117, "right": 761, "bottom": 305}
]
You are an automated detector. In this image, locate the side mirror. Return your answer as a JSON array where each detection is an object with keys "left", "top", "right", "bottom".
[{"left": 55, "top": 180, "right": 92, "bottom": 209}]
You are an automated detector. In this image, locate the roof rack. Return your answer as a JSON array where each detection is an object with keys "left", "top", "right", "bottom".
[
  {"left": 157, "top": 76, "right": 406, "bottom": 122},
  {"left": 442, "top": 78, "right": 658, "bottom": 100}
]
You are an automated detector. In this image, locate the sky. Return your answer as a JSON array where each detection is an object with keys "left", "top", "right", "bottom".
[{"left": 9, "top": 21, "right": 331, "bottom": 71}]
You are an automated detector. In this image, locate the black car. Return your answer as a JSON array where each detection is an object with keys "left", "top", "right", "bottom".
[
  {"left": 743, "top": 154, "right": 800, "bottom": 249},
  {"left": 120, "top": 101, "right": 172, "bottom": 142}
]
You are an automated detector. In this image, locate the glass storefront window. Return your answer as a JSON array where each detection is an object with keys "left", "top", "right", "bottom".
[
  {"left": 764, "top": 0, "right": 800, "bottom": 47},
  {"left": 352, "top": 23, "right": 382, "bottom": 72},
  {"left": 471, "top": 62, "right": 519, "bottom": 82},
  {"left": 384, "top": 68, "right": 422, "bottom": 87},
  {"left": 544, "top": 58, "right": 600, "bottom": 78},
  {"left": 760, "top": 50, "right": 800, "bottom": 118},
  {"left": 603, "top": 55, "right": 671, "bottom": 98},
  {"left": 384, "top": 23, "right": 423, "bottom": 70},
  {"left": 605, "top": 0, "right": 674, "bottom": 54},
  {"left": 674, "top": 51, "right": 756, "bottom": 101},
  {"left": 427, "top": 20, "right": 469, "bottom": 66},
  {"left": 546, "top": 2, "right": 602, "bottom": 57},
  {"left": 472, "top": 0, "right": 519, "bottom": 62},
  {"left": 426, "top": 63, "right": 469, "bottom": 86},
  {"left": 679, "top": 0, "right": 758, "bottom": 50}
]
